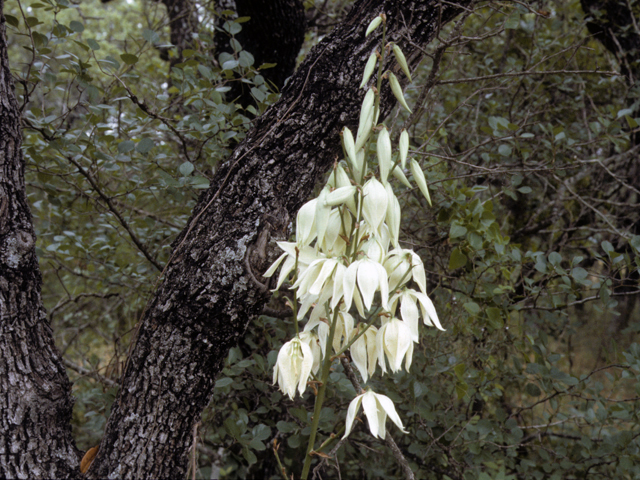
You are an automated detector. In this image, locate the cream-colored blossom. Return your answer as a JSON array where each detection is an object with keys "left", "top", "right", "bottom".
[
  {"left": 273, "top": 336, "right": 314, "bottom": 399},
  {"left": 377, "top": 318, "right": 414, "bottom": 374},
  {"left": 343, "top": 390, "right": 407, "bottom": 439},
  {"left": 350, "top": 324, "right": 378, "bottom": 382}
]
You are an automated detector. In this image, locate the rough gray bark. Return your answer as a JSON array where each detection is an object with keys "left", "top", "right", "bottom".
[
  {"left": 86, "top": 0, "right": 469, "bottom": 477},
  {"left": 0, "top": 1, "right": 80, "bottom": 478}
]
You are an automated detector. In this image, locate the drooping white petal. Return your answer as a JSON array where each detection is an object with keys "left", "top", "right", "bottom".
[
  {"left": 343, "top": 393, "right": 365, "bottom": 439},
  {"left": 377, "top": 126, "right": 392, "bottom": 184},
  {"left": 297, "top": 292, "right": 318, "bottom": 320},
  {"left": 384, "top": 250, "right": 411, "bottom": 291},
  {"left": 409, "top": 251, "right": 427, "bottom": 294},
  {"left": 365, "top": 15, "right": 382, "bottom": 37},
  {"left": 392, "top": 164, "right": 412, "bottom": 188},
  {"left": 375, "top": 393, "right": 408, "bottom": 434},
  {"left": 297, "top": 340, "right": 314, "bottom": 395},
  {"left": 343, "top": 127, "right": 357, "bottom": 169},
  {"left": 360, "top": 51, "right": 378, "bottom": 88},
  {"left": 334, "top": 163, "right": 351, "bottom": 189},
  {"left": 355, "top": 89, "right": 375, "bottom": 151},
  {"left": 325, "top": 186, "right": 356, "bottom": 207},
  {"left": 410, "top": 158, "right": 432, "bottom": 206},
  {"left": 293, "top": 258, "right": 324, "bottom": 296},
  {"left": 315, "top": 188, "right": 331, "bottom": 245},
  {"left": 326, "top": 262, "right": 345, "bottom": 309},
  {"left": 352, "top": 287, "right": 366, "bottom": 318},
  {"left": 350, "top": 325, "right": 378, "bottom": 382},
  {"left": 399, "top": 130, "right": 409, "bottom": 169},
  {"left": 362, "top": 391, "right": 381, "bottom": 438},
  {"left": 376, "top": 323, "right": 387, "bottom": 375},
  {"left": 350, "top": 334, "right": 369, "bottom": 381},
  {"left": 392, "top": 45, "right": 412, "bottom": 82},
  {"left": 388, "top": 72, "right": 412, "bottom": 113},
  {"left": 400, "top": 292, "right": 420, "bottom": 342},
  {"left": 308, "top": 259, "right": 339, "bottom": 296},
  {"left": 415, "top": 291, "right": 444, "bottom": 331},
  {"left": 299, "top": 331, "right": 322, "bottom": 375},
  {"left": 296, "top": 199, "right": 317, "bottom": 247},
  {"left": 264, "top": 252, "right": 287, "bottom": 278},
  {"left": 275, "top": 256, "right": 296, "bottom": 290},
  {"left": 385, "top": 183, "right": 401, "bottom": 249},
  {"left": 342, "top": 260, "right": 359, "bottom": 313},
  {"left": 378, "top": 319, "right": 413, "bottom": 373},
  {"left": 357, "top": 259, "right": 382, "bottom": 310},
  {"left": 362, "top": 178, "right": 388, "bottom": 232}
]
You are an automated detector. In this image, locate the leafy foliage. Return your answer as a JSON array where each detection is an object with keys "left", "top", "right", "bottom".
[{"left": 5, "top": 0, "right": 640, "bottom": 478}]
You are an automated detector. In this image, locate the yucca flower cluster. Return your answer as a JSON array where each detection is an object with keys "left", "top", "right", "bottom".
[{"left": 265, "top": 15, "right": 443, "bottom": 444}]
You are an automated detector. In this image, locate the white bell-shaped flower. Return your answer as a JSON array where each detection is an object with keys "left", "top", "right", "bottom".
[
  {"left": 273, "top": 336, "right": 314, "bottom": 399},
  {"left": 343, "top": 390, "right": 407, "bottom": 440},
  {"left": 264, "top": 243, "right": 324, "bottom": 291},
  {"left": 319, "top": 208, "right": 351, "bottom": 255},
  {"left": 390, "top": 289, "right": 444, "bottom": 342},
  {"left": 350, "top": 324, "right": 378, "bottom": 382},
  {"left": 362, "top": 178, "right": 388, "bottom": 233},
  {"left": 384, "top": 249, "right": 427, "bottom": 293},
  {"left": 343, "top": 258, "right": 389, "bottom": 312},
  {"left": 377, "top": 318, "right": 414, "bottom": 374}
]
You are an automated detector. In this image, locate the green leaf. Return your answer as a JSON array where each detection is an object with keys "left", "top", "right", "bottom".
[
  {"left": 571, "top": 267, "right": 588, "bottom": 282},
  {"left": 450, "top": 222, "right": 467, "bottom": 239},
  {"left": 486, "top": 307, "right": 503, "bottom": 328},
  {"left": 4, "top": 14, "right": 19, "bottom": 27},
  {"left": 276, "top": 421, "right": 296, "bottom": 433},
  {"left": 449, "top": 248, "right": 467, "bottom": 270},
  {"left": 464, "top": 302, "right": 480, "bottom": 315},
  {"left": 120, "top": 53, "right": 138, "bottom": 65},
  {"left": 498, "top": 144, "right": 512, "bottom": 156},
  {"left": 455, "top": 382, "right": 468, "bottom": 400},
  {"left": 87, "top": 39, "right": 100, "bottom": 50},
  {"left": 242, "top": 447, "right": 257, "bottom": 465},
  {"left": 215, "top": 377, "right": 233, "bottom": 388},
  {"left": 69, "top": 20, "right": 84, "bottom": 32},
  {"left": 523, "top": 382, "right": 540, "bottom": 396},
  {"left": 117, "top": 140, "right": 135, "bottom": 154},
  {"left": 179, "top": 161, "right": 194, "bottom": 177},
  {"left": 136, "top": 138, "right": 155, "bottom": 154},
  {"left": 548, "top": 252, "right": 562, "bottom": 266},
  {"left": 252, "top": 424, "right": 271, "bottom": 441},
  {"left": 142, "top": 28, "right": 159, "bottom": 43}
]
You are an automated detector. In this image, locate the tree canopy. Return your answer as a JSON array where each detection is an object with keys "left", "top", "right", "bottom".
[{"left": 2, "top": 0, "right": 640, "bottom": 478}]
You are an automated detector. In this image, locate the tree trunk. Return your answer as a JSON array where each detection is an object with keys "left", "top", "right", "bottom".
[
  {"left": 215, "top": 0, "right": 307, "bottom": 106},
  {"left": 580, "top": 0, "right": 640, "bottom": 84},
  {"left": 160, "top": 0, "right": 200, "bottom": 67},
  {"left": 86, "top": 1, "right": 468, "bottom": 477},
  {"left": 0, "top": 2, "right": 80, "bottom": 478},
  {"left": 580, "top": 0, "right": 640, "bottom": 334},
  {"left": 1, "top": 0, "right": 469, "bottom": 477}
]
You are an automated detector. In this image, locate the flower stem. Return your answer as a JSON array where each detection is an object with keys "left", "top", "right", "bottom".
[{"left": 300, "top": 308, "right": 340, "bottom": 479}]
